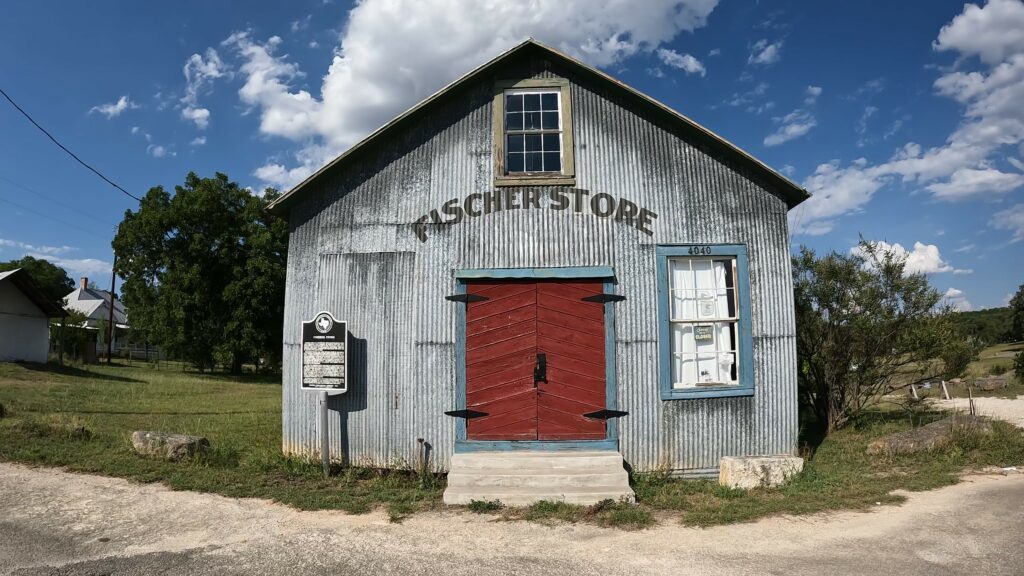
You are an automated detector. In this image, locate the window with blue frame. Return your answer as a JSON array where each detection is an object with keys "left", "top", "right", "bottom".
[{"left": 656, "top": 245, "right": 754, "bottom": 399}]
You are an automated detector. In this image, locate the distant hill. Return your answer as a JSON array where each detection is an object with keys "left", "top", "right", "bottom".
[{"left": 952, "top": 307, "right": 1012, "bottom": 345}]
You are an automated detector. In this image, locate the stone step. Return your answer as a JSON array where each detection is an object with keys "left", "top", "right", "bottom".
[
  {"left": 447, "top": 470, "right": 629, "bottom": 488},
  {"left": 443, "top": 485, "right": 635, "bottom": 507}
]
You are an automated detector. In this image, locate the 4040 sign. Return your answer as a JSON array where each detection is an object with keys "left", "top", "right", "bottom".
[{"left": 301, "top": 311, "right": 348, "bottom": 392}]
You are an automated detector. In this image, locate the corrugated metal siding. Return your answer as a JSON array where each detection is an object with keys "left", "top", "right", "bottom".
[{"left": 282, "top": 61, "right": 798, "bottom": 472}]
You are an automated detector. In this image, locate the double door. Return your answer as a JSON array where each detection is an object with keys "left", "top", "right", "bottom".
[{"left": 464, "top": 279, "right": 606, "bottom": 441}]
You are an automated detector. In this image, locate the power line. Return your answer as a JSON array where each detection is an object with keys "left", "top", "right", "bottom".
[
  {"left": 0, "top": 192, "right": 111, "bottom": 240},
  {"left": 0, "top": 173, "right": 116, "bottom": 228},
  {"left": 0, "top": 87, "right": 141, "bottom": 202}
]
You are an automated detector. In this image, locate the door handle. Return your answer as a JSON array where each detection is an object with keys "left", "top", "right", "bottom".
[{"left": 534, "top": 353, "right": 547, "bottom": 386}]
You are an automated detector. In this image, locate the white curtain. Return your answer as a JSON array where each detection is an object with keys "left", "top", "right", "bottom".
[{"left": 670, "top": 258, "right": 736, "bottom": 387}]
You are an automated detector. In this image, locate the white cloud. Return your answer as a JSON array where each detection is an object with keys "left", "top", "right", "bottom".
[
  {"left": 748, "top": 39, "right": 782, "bottom": 65},
  {"left": 181, "top": 106, "right": 211, "bottom": 129},
  {"left": 926, "top": 167, "right": 1024, "bottom": 200},
  {"left": 804, "top": 85, "right": 822, "bottom": 104},
  {"left": 24, "top": 254, "right": 111, "bottom": 278},
  {"left": 291, "top": 14, "right": 312, "bottom": 33},
  {"left": 954, "top": 243, "right": 976, "bottom": 253},
  {"left": 89, "top": 95, "right": 138, "bottom": 118},
  {"left": 724, "top": 82, "right": 769, "bottom": 108},
  {"left": 992, "top": 203, "right": 1024, "bottom": 241},
  {"left": 656, "top": 48, "right": 706, "bottom": 76},
  {"left": 764, "top": 108, "right": 816, "bottom": 147},
  {"left": 943, "top": 287, "right": 973, "bottom": 311},
  {"left": 180, "top": 48, "right": 228, "bottom": 129},
  {"left": 0, "top": 238, "right": 73, "bottom": 256},
  {"left": 794, "top": 0, "right": 1024, "bottom": 238},
  {"left": 190, "top": 136, "right": 207, "bottom": 146},
  {"left": 852, "top": 240, "right": 958, "bottom": 275},
  {"left": 708, "top": 48, "right": 721, "bottom": 57},
  {"left": 953, "top": 268, "right": 974, "bottom": 274},
  {"left": 933, "top": 0, "right": 1024, "bottom": 65},
  {"left": 146, "top": 144, "right": 170, "bottom": 158},
  {"left": 1008, "top": 156, "right": 1024, "bottom": 171},
  {"left": 220, "top": 0, "right": 721, "bottom": 188},
  {"left": 788, "top": 161, "right": 888, "bottom": 235}
]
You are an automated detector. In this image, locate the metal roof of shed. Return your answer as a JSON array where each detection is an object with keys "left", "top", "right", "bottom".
[
  {"left": 0, "top": 268, "right": 65, "bottom": 317},
  {"left": 267, "top": 39, "right": 809, "bottom": 214}
]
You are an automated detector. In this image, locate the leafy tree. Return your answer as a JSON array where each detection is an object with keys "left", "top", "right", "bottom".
[
  {"left": 950, "top": 306, "right": 1013, "bottom": 345},
  {"left": 1009, "top": 283, "right": 1024, "bottom": 342},
  {"left": 1015, "top": 352, "right": 1024, "bottom": 382},
  {"left": 0, "top": 255, "right": 73, "bottom": 303},
  {"left": 793, "top": 241, "right": 977, "bottom": 434},
  {"left": 51, "top": 309, "right": 92, "bottom": 362},
  {"left": 112, "top": 173, "right": 287, "bottom": 372}
]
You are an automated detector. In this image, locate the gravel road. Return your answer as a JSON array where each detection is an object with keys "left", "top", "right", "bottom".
[{"left": 2, "top": 462, "right": 1023, "bottom": 576}]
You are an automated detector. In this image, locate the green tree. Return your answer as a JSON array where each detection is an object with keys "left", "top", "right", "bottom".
[
  {"left": 112, "top": 172, "right": 287, "bottom": 372},
  {"left": 793, "top": 241, "right": 977, "bottom": 434},
  {"left": 1009, "top": 283, "right": 1024, "bottom": 342},
  {"left": 0, "top": 255, "right": 74, "bottom": 303}
]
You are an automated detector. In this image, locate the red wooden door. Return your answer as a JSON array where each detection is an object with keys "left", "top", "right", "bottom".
[{"left": 465, "top": 279, "right": 606, "bottom": 441}]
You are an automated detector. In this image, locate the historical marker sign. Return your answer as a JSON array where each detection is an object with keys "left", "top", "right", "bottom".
[{"left": 302, "top": 311, "right": 347, "bottom": 392}]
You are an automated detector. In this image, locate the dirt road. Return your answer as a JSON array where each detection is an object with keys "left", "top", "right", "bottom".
[{"left": 2, "top": 462, "right": 1023, "bottom": 576}]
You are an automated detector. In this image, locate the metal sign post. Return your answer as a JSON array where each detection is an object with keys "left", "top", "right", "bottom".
[{"left": 302, "top": 311, "right": 348, "bottom": 477}]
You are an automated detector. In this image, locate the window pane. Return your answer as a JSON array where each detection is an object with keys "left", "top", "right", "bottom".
[
  {"left": 525, "top": 134, "right": 542, "bottom": 152},
  {"left": 696, "top": 354, "right": 719, "bottom": 384},
  {"left": 506, "top": 94, "right": 523, "bottom": 112},
  {"left": 541, "top": 92, "right": 558, "bottom": 111},
  {"left": 524, "top": 112, "right": 542, "bottom": 130},
  {"left": 542, "top": 133, "right": 560, "bottom": 152},
  {"left": 523, "top": 93, "right": 541, "bottom": 111},
  {"left": 525, "top": 152, "right": 543, "bottom": 172},
  {"left": 506, "top": 112, "right": 523, "bottom": 131},
  {"left": 543, "top": 152, "right": 561, "bottom": 172},
  {"left": 507, "top": 133, "right": 524, "bottom": 153},
  {"left": 507, "top": 152, "right": 524, "bottom": 173},
  {"left": 541, "top": 111, "right": 559, "bottom": 130},
  {"left": 673, "top": 354, "right": 697, "bottom": 388}
]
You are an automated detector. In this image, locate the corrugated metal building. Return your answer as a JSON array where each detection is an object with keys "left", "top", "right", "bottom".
[
  {"left": 269, "top": 40, "right": 809, "bottom": 478},
  {"left": 0, "top": 268, "right": 64, "bottom": 363}
]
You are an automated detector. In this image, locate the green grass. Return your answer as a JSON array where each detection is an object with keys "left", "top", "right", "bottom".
[
  {"left": 2, "top": 361, "right": 1023, "bottom": 530},
  {"left": 630, "top": 412, "right": 1024, "bottom": 526},
  {"left": 0, "top": 361, "right": 442, "bottom": 516}
]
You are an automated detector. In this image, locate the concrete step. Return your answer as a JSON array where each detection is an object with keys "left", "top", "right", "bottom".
[
  {"left": 443, "top": 486, "right": 635, "bottom": 507},
  {"left": 449, "top": 451, "right": 625, "bottom": 470},
  {"left": 447, "top": 470, "right": 629, "bottom": 488},
  {"left": 443, "top": 450, "right": 635, "bottom": 506}
]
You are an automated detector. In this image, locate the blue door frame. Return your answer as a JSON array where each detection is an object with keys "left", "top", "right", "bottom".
[{"left": 453, "top": 266, "right": 619, "bottom": 452}]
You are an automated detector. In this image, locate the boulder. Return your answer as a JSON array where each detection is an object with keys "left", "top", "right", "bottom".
[
  {"left": 719, "top": 455, "right": 804, "bottom": 489},
  {"left": 131, "top": 431, "right": 210, "bottom": 461},
  {"left": 974, "top": 376, "right": 1009, "bottom": 391},
  {"left": 866, "top": 415, "right": 992, "bottom": 456}
]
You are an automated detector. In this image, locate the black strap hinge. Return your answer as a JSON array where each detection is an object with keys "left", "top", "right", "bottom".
[
  {"left": 445, "top": 294, "right": 489, "bottom": 303},
  {"left": 583, "top": 409, "right": 629, "bottom": 420},
  {"left": 444, "top": 409, "right": 488, "bottom": 419},
  {"left": 581, "top": 294, "right": 626, "bottom": 303}
]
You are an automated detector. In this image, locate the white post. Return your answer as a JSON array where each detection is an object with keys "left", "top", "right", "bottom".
[
  {"left": 941, "top": 380, "right": 951, "bottom": 400},
  {"left": 319, "top": 391, "right": 330, "bottom": 477},
  {"left": 910, "top": 384, "right": 919, "bottom": 400}
]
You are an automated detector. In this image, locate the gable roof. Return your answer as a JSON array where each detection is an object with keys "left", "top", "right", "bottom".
[
  {"left": 267, "top": 39, "right": 809, "bottom": 214},
  {"left": 0, "top": 268, "right": 65, "bottom": 317},
  {"left": 63, "top": 286, "right": 128, "bottom": 324}
]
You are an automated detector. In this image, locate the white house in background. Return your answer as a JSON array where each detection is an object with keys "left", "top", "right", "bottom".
[
  {"left": 0, "top": 268, "right": 64, "bottom": 363},
  {"left": 63, "top": 276, "right": 130, "bottom": 353}
]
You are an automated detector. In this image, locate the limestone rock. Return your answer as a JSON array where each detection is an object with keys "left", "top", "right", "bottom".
[
  {"left": 866, "top": 415, "right": 992, "bottom": 456},
  {"left": 131, "top": 431, "right": 210, "bottom": 461},
  {"left": 719, "top": 455, "right": 804, "bottom": 490}
]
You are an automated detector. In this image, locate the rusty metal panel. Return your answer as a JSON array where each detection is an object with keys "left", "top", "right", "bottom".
[{"left": 281, "top": 60, "right": 798, "bottom": 473}]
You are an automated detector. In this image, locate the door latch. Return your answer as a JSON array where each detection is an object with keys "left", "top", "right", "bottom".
[{"left": 534, "top": 353, "right": 547, "bottom": 386}]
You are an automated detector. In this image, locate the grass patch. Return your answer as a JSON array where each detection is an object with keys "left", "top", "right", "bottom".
[
  {"left": 3, "top": 360, "right": 1023, "bottom": 530},
  {"left": 467, "top": 499, "right": 503, "bottom": 513},
  {"left": 631, "top": 412, "right": 1024, "bottom": 527},
  {"left": 0, "top": 361, "right": 443, "bottom": 515}
]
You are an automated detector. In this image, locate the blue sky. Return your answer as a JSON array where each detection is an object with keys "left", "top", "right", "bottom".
[{"left": 1, "top": 0, "right": 1023, "bottom": 309}]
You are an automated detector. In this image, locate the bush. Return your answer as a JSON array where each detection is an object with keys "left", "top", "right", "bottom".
[
  {"left": 1015, "top": 352, "right": 1024, "bottom": 381},
  {"left": 989, "top": 363, "right": 1010, "bottom": 376}
]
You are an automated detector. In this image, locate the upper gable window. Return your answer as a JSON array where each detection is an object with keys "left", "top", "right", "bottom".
[{"left": 493, "top": 79, "right": 575, "bottom": 186}]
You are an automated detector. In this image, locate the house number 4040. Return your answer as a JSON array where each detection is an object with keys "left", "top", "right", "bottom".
[{"left": 687, "top": 246, "right": 712, "bottom": 256}]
